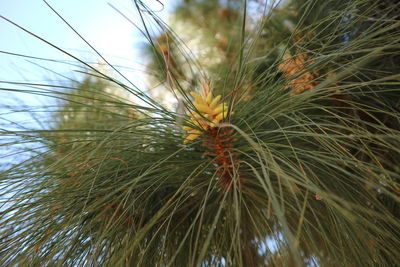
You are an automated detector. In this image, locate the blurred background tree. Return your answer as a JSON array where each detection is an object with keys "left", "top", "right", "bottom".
[{"left": 1, "top": 0, "right": 399, "bottom": 266}]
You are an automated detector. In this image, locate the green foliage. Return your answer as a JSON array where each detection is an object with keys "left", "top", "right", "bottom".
[{"left": 1, "top": 0, "right": 399, "bottom": 266}]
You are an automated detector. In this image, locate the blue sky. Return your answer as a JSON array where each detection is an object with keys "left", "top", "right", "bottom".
[
  {"left": 0, "top": 0, "right": 172, "bottom": 128},
  {"left": 0, "top": 0, "right": 170, "bottom": 84}
]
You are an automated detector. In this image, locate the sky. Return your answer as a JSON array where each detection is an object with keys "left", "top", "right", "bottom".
[
  {"left": 0, "top": 0, "right": 170, "bottom": 90},
  {"left": 0, "top": 0, "right": 174, "bottom": 131}
]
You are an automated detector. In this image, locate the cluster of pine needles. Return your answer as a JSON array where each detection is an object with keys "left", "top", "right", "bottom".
[{"left": 0, "top": 0, "right": 399, "bottom": 266}]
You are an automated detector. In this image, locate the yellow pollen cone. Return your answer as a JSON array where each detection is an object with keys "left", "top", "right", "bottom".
[
  {"left": 194, "top": 103, "right": 214, "bottom": 114},
  {"left": 213, "top": 103, "right": 228, "bottom": 115},
  {"left": 215, "top": 111, "right": 228, "bottom": 122},
  {"left": 206, "top": 92, "right": 213, "bottom": 103},
  {"left": 190, "top": 92, "right": 205, "bottom": 105},
  {"left": 183, "top": 88, "right": 232, "bottom": 144},
  {"left": 209, "top": 95, "right": 222, "bottom": 108}
]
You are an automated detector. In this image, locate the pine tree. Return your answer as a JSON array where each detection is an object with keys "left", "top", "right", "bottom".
[{"left": 1, "top": 0, "right": 399, "bottom": 266}]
